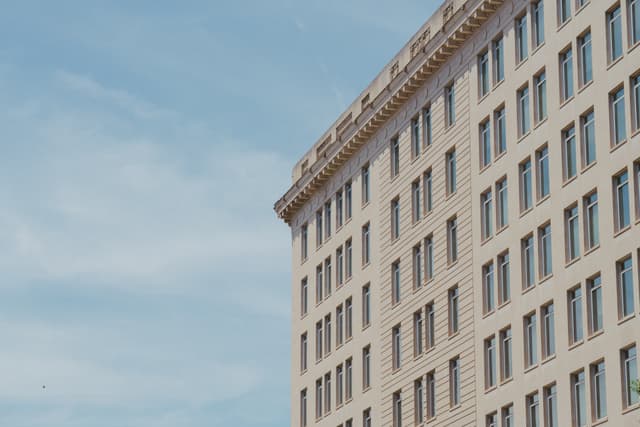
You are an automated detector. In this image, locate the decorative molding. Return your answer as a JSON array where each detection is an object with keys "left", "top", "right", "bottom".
[
  {"left": 443, "top": 1, "right": 455, "bottom": 24},
  {"left": 410, "top": 28, "right": 432, "bottom": 60},
  {"left": 390, "top": 61, "right": 400, "bottom": 80}
]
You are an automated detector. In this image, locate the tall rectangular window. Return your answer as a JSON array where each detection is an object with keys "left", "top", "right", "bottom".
[
  {"left": 362, "top": 345, "right": 371, "bottom": 390},
  {"left": 424, "top": 235, "right": 434, "bottom": 281},
  {"left": 426, "top": 302, "right": 435, "bottom": 350},
  {"left": 481, "top": 189, "right": 493, "bottom": 240},
  {"left": 479, "top": 50, "right": 489, "bottom": 98},
  {"left": 587, "top": 274, "right": 603, "bottom": 335},
  {"left": 301, "top": 277, "right": 308, "bottom": 316},
  {"left": 345, "top": 298, "right": 353, "bottom": 340},
  {"left": 578, "top": 31, "right": 592, "bottom": 86},
  {"left": 583, "top": 191, "right": 599, "bottom": 245},
  {"left": 571, "top": 369, "right": 587, "bottom": 426},
  {"left": 324, "top": 314, "right": 331, "bottom": 356},
  {"left": 536, "top": 145, "right": 550, "bottom": 199},
  {"left": 448, "top": 286, "right": 459, "bottom": 335},
  {"left": 524, "top": 312, "right": 538, "bottom": 368},
  {"left": 591, "top": 361, "right": 607, "bottom": 420},
  {"left": 345, "top": 182, "right": 352, "bottom": 220},
  {"left": 565, "top": 204, "right": 580, "bottom": 262},
  {"left": 560, "top": 48, "right": 574, "bottom": 102},
  {"left": 580, "top": 110, "right": 596, "bottom": 167},
  {"left": 483, "top": 262, "right": 495, "bottom": 314},
  {"left": 485, "top": 335, "right": 497, "bottom": 389},
  {"left": 413, "top": 310, "right": 423, "bottom": 356},
  {"left": 544, "top": 383, "right": 558, "bottom": 427},
  {"left": 300, "top": 332, "right": 308, "bottom": 372},
  {"left": 362, "top": 222, "right": 370, "bottom": 265},
  {"left": 426, "top": 371, "right": 436, "bottom": 419},
  {"left": 534, "top": 70, "right": 547, "bottom": 122},
  {"left": 558, "top": 0, "right": 570, "bottom": 25},
  {"left": 518, "top": 85, "right": 531, "bottom": 136},
  {"left": 608, "top": 5, "right": 623, "bottom": 62},
  {"left": 520, "top": 158, "right": 533, "bottom": 211},
  {"left": 496, "top": 178, "right": 508, "bottom": 229},
  {"left": 500, "top": 326, "right": 513, "bottom": 381},
  {"left": 502, "top": 404, "right": 514, "bottom": 427},
  {"left": 423, "top": 106, "right": 432, "bottom": 147},
  {"left": 563, "top": 125, "right": 577, "bottom": 181},
  {"left": 392, "top": 260, "right": 401, "bottom": 305},
  {"left": 411, "top": 116, "right": 421, "bottom": 159},
  {"left": 622, "top": 345, "right": 639, "bottom": 408},
  {"left": 316, "top": 210, "right": 323, "bottom": 248},
  {"left": 516, "top": 13, "right": 529, "bottom": 63},
  {"left": 391, "top": 197, "right": 400, "bottom": 240},
  {"left": 614, "top": 170, "right": 630, "bottom": 231},
  {"left": 301, "top": 223, "right": 308, "bottom": 262},
  {"left": 522, "top": 234, "right": 535, "bottom": 289},
  {"left": 423, "top": 169, "right": 433, "bottom": 213},
  {"left": 413, "top": 244, "right": 422, "bottom": 289},
  {"left": 633, "top": 74, "right": 640, "bottom": 132},
  {"left": 336, "top": 364, "right": 343, "bottom": 406},
  {"left": 345, "top": 358, "right": 352, "bottom": 401},
  {"left": 449, "top": 357, "right": 460, "bottom": 407},
  {"left": 568, "top": 286, "right": 584, "bottom": 344},
  {"left": 617, "top": 256, "right": 635, "bottom": 318},
  {"left": 392, "top": 391, "right": 402, "bottom": 427},
  {"left": 315, "top": 321, "right": 323, "bottom": 362},
  {"left": 631, "top": 0, "right": 640, "bottom": 45},
  {"left": 480, "top": 119, "right": 492, "bottom": 167},
  {"left": 414, "top": 378, "right": 424, "bottom": 424},
  {"left": 533, "top": 1, "right": 544, "bottom": 47},
  {"left": 324, "top": 257, "right": 332, "bottom": 297},
  {"left": 495, "top": 106, "right": 507, "bottom": 155},
  {"left": 336, "top": 246, "right": 344, "bottom": 287},
  {"left": 336, "top": 191, "right": 343, "bottom": 229},
  {"left": 636, "top": 162, "right": 640, "bottom": 218},
  {"left": 412, "top": 180, "right": 421, "bottom": 223},
  {"left": 498, "top": 251, "right": 511, "bottom": 304},
  {"left": 446, "top": 149, "right": 457, "bottom": 195},
  {"left": 447, "top": 216, "right": 458, "bottom": 264},
  {"left": 345, "top": 239, "right": 352, "bottom": 280},
  {"left": 324, "top": 201, "right": 332, "bottom": 239},
  {"left": 362, "top": 284, "right": 370, "bottom": 328},
  {"left": 336, "top": 304, "right": 344, "bottom": 347},
  {"left": 541, "top": 303, "right": 556, "bottom": 359},
  {"left": 445, "top": 83, "right": 456, "bottom": 127},
  {"left": 611, "top": 87, "right": 627, "bottom": 145},
  {"left": 363, "top": 409, "right": 371, "bottom": 427},
  {"left": 300, "top": 389, "right": 307, "bottom": 427},
  {"left": 361, "top": 165, "right": 370, "bottom": 205},
  {"left": 324, "top": 372, "right": 331, "bottom": 415},
  {"left": 538, "top": 223, "right": 552, "bottom": 278},
  {"left": 493, "top": 35, "right": 505, "bottom": 84},
  {"left": 526, "top": 392, "right": 539, "bottom": 427},
  {"left": 392, "top": 325, "right": 401, "bottom": 370},
  {"left": 316, "top": 264, "right": 323, "bottom": 303}
]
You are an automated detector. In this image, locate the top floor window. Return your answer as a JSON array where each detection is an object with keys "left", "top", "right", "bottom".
[
  {"left": 631, "top": 0, "right": 640, "bottom": 45},
  {"left": 445, "top": 83, "right": 456, "bottom": 127},
  {"left": 493, "top": 35, "right": 505, "bottom": 84},
  {"left": 558, "top": 0, "right": 570, "bottom": 25},
  {"left": 361, "top": 164, "right": 370, "bottom": 205},
  {"left": 391, "top": 137, "right": 400, "bottom": 178},
  {"left": 516, "top": 13, "right": 529, "bottom": 63},
  {"left": 608, "top": 5, "right": 623, "bottom": 63},
  {"left": 411, "top": 116, "right": 421, "bottom": 159},
  {"left": 422, "top": 106, "right": 432, "bottom": 147},
  {"left": 479, "top": 50, "right": 490, "bottom": 98},
  {"left": 532, "top": 1, "right": 545, "bottom": 48},
  {"left": 301, "top": 223, "right": 308, "bottom": 261}
]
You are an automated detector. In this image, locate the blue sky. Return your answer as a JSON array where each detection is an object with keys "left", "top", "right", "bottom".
[{"left": 0, "top": 2, "right": 437, "bottom": 426}]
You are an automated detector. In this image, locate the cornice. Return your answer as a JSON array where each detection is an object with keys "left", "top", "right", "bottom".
[{"left": 275, "top": 0, "right": 504, "bottom": 225}]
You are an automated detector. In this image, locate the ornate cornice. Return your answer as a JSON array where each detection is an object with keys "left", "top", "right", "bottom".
[{"left": 275, "top": 0, "right": 504, "bottom": 225}]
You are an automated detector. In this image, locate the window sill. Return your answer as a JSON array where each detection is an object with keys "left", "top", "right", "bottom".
[
  {"left": 568, "top": 340, "right": 584, "bottom": 351},
  {"left": 587, "top": 329, "right": 604, "bottom": 341},
  {"left": 618, "top": 314, "right": 636, "bottom": 326},
  {"left": 361, "top": 201, "right": 370, "bottom": 210},
  {"left": 362, "top": 323, "right": 371, "bottom": 332},
  {"left": 519, "top": 207, "right": 533, "bottom": 219},
  {"left": 448, "top": 404, "right": 462, "bottom": 413},
  {"left": 557, "top": 18, "right": 571, "bottom": 32},
  {"left": 580, "top": 159, "right": 597, "bottom": 174},
  {"left": 613, "top": 225, "right": 631, "bottom": 238},
  {"left": 630, "top": 128, "right": 640, "bottom": 140},
  {"left": 562, "top": 174, "right": 578, "bottom": 188},
  {"left": 577, "top": 79, "right": 593, "bottom": 95},
  {"left": 629, "top": 40, "right": 640, "bottom": 55},
  {"left": 482, "top": 310, "right": 495, "bottom": 320},
  {"left": 607, "top": 55, "right": 624, "bottom": 70},
  {"left": 522, "top": 285, "right": 536, "bottom": 296},
  {"left": 536, "top": 194, "right": 550, "bottom": 206},
  {"left": 448, "top": 331, "right": 460, "bottom": 341},
  {"left": 447, "top": 260, "right": 459, "bottom": 270},
  {"left": 575, "top": 1, "right": 589, "bottom": 15},
  {"left": 515, "top": 57, "right": 529, "bottom": 71},
  {"left": 541, "top": 354, "right": 556, "bottom": 366},
  {"left": 559, "top": 95, "right": 574, "bottom": 110},
  {"left": 622, "top": 403, "right": 640, "bottom": 415},
  {"left": 517, "top": 131, "right": 531, "bottom": 144},
  {"left": 524, "top": 364, "right": 538, "bottom": 374},
  {"left": 610, "top": 138, "right": 628, "bottom": 153},
  {"left": 494, "top": 150, "right": 507, "bottom": 163},
  {"left": 498, "top": 300, "right": 511, "bottom": 310},
  {"left": 479, "top": 163, "right": 492, "bottom": 175},
  {"left": 565, "top": 256, "right": 581, "bottom": 269},
  {"left": 478, "top": 91, "right": 490, "bottom": 105},
  {"left": 592, "top": 417, "right": 608, "bottom": 427},
  {"left": 533, "top": 117, "right": 548, "bottom": 130},
  {"left": 492, "top": 78, "right": 505, "bottom": 91},
  {"left": 362, "top": 261, "right": 370, "bottom": 270},
  {"left": 583, "top": 244, "right": 600, "bottom": 257},
  {"left": 484, "top": 385, "right": 497, "bottom": 394},
  {"left": 539, "top": 274, "right": 553, "bottom": 286},
  {"left": 495, "top": 224, "right": 509, "bottom": 236},
  {"left": 500, "top": 376, "right": 513, "bottom": 386},
  {"left": 531, "top": 41, "right": 545, "bottom": 56},
  {"left": 480, "top": 235, "right": 493, "bottom": 246}
]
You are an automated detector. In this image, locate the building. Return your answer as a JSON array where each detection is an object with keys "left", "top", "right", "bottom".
[{"left": 274, "top": 0, "right": 640, "bottom": 425}]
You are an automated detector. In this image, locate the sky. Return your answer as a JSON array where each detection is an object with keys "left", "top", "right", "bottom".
[{"left": 0, "top": 1, "right": 438, "bottom": 426}]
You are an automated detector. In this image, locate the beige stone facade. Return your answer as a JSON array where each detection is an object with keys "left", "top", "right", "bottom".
[{"left": 275, "top": 0, "right": 640, "bottom": 426}]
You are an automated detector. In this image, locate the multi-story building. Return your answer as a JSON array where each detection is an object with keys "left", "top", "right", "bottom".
[{"left": 275, "top": 0, "right": 640, "bottom": 425}]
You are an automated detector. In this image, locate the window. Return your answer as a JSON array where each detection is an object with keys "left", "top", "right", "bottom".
[
  {"left": 522, "top": 234, "right": 535, "bottom": 289},
  {"left": 632, "top": 0, "right": 640, "bottom": 45},
  {"left": 392, "top": 391, "right": 402, "bottom": 427},
  {"left": 608, "top": 5, "right": 623, "bottom": 62},
  {"left": 324, "top": 372, "right": 331, "bottom": 414},
  {"left": 591, "top": 361, "right": 607, "bottom": 420},
  {"left": 479, "top": 50, "right": 489, "bottom": 98},
  {"left": 445, "top": 83, "right": 456, "bottom": 127},
  {"left": 578, "top": 31, "right": 592, "bottom": 86},
  {"left": 362, "top": 284, "right": 370, "bottom": 328},
  {"left": 533, "top": 1, "right": 544, "bottom": 47},
  {"left": 391, "top": 198, "right": 400, "bottom": 240},
  {"left": 538, "top": 223, "right": 552, "bottom": 278},
  {"left": 518, "top": 85, "right": 531, "bottom": 136},
  {"left": 622, "top": 345, "right": 639, "bottom": 408},
  {"left": 412, "top": 180, "right": 421, "bottom": 223},
  {"left": 568, "top": 286, "right": 584, "bottom": 344},
  {"left": 446, "top": 149, "right": 457, "bottom": 195},
  {"left": 423, "top": 169, "right": 433, "bottom": 213},
  {"left": 498, "top": 251, "right": 511, "bottom": 304},
  {"left": 316, "top": 264, "right": 323, "bottom": 303},
  {"left": 544, "top": 383, "right": 558, "bottom": 427},
  {"left": 536, "top": 145, "right": 550, "bottom": 199},
  {"left": 617, "top": 256, "right": 635, "bottom": 318},
  {"left": 423, "top": 106, "right": 432, "bottom": 147},
  {"left": 391, "top": 260, "right": 401, "bottom": 305},
  {"left": 324, "top": 201, "right": 332, "bottom": 239},
  {"left": 571, "top": 370, "right": 587, "bottom": 426},
  {"left": 633, "top": 74, "right": 640, "bottom": 131},
  {"left": 345, "top": 182, "right": 352, "bottom": 220},
  {"left": 587, "top": 274, "right": 603, "bottom": 334},
  {"left": 480, "top": 119, "right": 492, "bottom": 168},
  {"left": 414, "top": 310, "right": 423, "bottom": 356},
  {"left": 524, "top": 312, "right": 538, "bottom": 368},
  {"left": 324, "top": 314, "right": 332, "bottom": 356},
  {"left": 424, "top": 235, "right": 434, "bottom": 281},
  {"left": 336, "top": 305, "right": 344, "bottom": 347},
  {"left": 486, "top": 412, "right": 498, "bottom": 426},
  {"left": 316, "top": 321, "right": 323, "bottom": 362},
  {"left": 565, "top": 204, "right": 580, "bottom": 262},
  {"left": 483, "top": 262, "right": 495, "bottom": 314},
  {"left": 324, "top": 257, "right": 332, "bottom": 297},
  {"left": 611, "top": 87, "right": 627, "bottom": 145},
  {"left": 336, "top": 364, "right": 343, "bottom": 406},
  {"left": 415, "top": 378, "right": 424, "bottom": 424},
  {"left": 614, "top": 170, "right": 630, "bottom": 231},
  {"left": 345, "top": 358, "right": 353, "bottom": 400},
  {"left": 363, "top": 409, "right": 371, "bottom": 427},
  {"left": 562, "top": 126, "right": 577, "bottom": 181},
  {"left": 534, "top": 70, "right": 547, "bottom": 122},
  {"left": 542, "top": 303, "right": 556, "bottom": 359},
  {"left": 485, "top": 335, "right": 497, "bottom": 389},
  {"left": 336, "top": 191, "right": 343, "bottom": 229},
  {"left": 516, "top": 13, "right": 529, "bottom": 63},
  {"left": 526, "top": 392, "right": 540, "bottom": 427},
  {"left": 336, "top": 247, "right": 344, "bottom": 287},
  {"left": 448, "top": 286, "right": 459, "bottom": 335},
  {"left": 413, "top": 244, "right": 422, "bottom": 289},
  {"left": 496, "top": 178, "right": 508, "bottom": 229},
  {"left": 493, "top": 35, "right": 505, "bottom": 84},
  {"left": 362, "top": 223, "right": 370, "bottom": 265},
  {"left": 362, "top": 345, "right": 371, "bottom": 390},
  {"left": 345, "top": 298, "right": 353, "bottom": 340},
  {"left": 300, "top": 333, "right": 308, "bottom": 372},
  {"left": 301, "top": 277, "right": 308, "bottom": 316},
  {"left": 345, "top": 239, "right": 353, "bottom": 280},
  {"left": 392, "top": 324, "right": 401, "bottom": 370},
  {"left": 300, "top": 389, "right": 307, "bottom": 427},
  {"left": 495, "top": 106, "right": 507, "bottom": 155},
  {"left": 500, "top": 326, "right": 513, "bottom": 381},
  {"left": 636, "top": 162, "right": 640, "bottom": 218},
  {"left": 481, "top": 189, "right": 493, "bottom": 240},
  {"left": 426, "top": 302, "right": 435, "bottom": 350},
  {"left": 390, "top": 136, "right": 400, "bottom": 178},
  {"left": 580, "top": 110, "right": 596, "bottom": 167},
  {"left": 559, "top": 0, "right": 571, "bottom": 24},
  {"left": 520, "top": 158, "right": 533, "bottom": 211},
  {"left": 560, "top": 48, "right": 574, "bottom": 102},
  {"left": 426, "top": 371, "right": 436, "bottom": 419},
  {"left": 301, "top": 223, "right": 308, "bottom": 262},
  {"left": 316, "top": 210, "right": 323, "bottom": 248},
  {"left": 450, "top": 357, "right": 460, "bottom": 407},
  {"left": 585, "top": 192, "right": 602, "bottom": 250},
  {"left": 502, "top": 404, "right": 514, "bottom": 427},
  {"left": 361, "top": 164, "right": 370, "bottom": 205},
  {"left": 411, "top": 116, "right": 420, "bottom": 159},
  {"left": 447, "top": 216, "right": 458, "bottom": 264}
]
